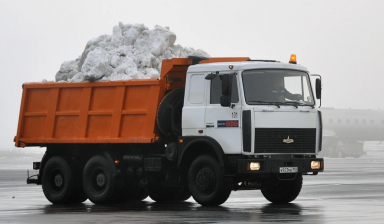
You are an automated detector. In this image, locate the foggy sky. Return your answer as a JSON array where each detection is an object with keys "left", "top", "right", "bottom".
[{"left": 1, "top": 0, "right": 384, "bottom": 148}]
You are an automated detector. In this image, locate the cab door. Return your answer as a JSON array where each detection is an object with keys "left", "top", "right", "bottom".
[{"left": 205, "top": 74, "right": 242, "bottom": 154}]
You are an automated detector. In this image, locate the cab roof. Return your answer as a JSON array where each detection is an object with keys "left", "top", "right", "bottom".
[{"left": 187, "top": 61, "right": 309, "bottom": 73}]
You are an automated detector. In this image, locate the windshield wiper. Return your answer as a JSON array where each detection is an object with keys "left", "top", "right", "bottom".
[
  {"left": 248, "top": 100, "right": 315, "bottom": 109},
  {"left": 279, "top": 101, "right": 300, "bottom": 108},
  {"left": 248, "top": 101, "right": 281, "bottom": 108},
  {"left": 280, "top": 101, "right": 315, "bottom": 108}
]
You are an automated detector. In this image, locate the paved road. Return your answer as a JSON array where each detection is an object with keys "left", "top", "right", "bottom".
[{"left": 0, "top": 153, "right": 383, "bottom": 223}]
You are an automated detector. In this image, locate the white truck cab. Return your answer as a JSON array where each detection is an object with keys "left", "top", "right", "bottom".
[
  {"left": 183, "top": 60, "right": 322, "bottom": 156},
  {"left": 178, "top": 57, "right": 323, "bottom": 205}
]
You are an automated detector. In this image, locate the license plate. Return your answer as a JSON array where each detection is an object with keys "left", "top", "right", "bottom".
[{"left": 279, "top": 167, "right": 298, "bottom": 173}]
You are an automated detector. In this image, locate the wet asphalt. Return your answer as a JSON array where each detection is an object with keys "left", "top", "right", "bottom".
[{"left": 0, "top": 152, "right": 383, "bottom": 224}]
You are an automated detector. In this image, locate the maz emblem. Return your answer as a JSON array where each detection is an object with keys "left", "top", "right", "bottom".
[{"left": 283, "top": 136, "right": 294, "bottom": 143}]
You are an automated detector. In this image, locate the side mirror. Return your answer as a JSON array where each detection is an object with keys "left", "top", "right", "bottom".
[
  {"left": 221, "top": 73, "right": 233, "bottom": 107},
  {"left": 220, "top": 96, "right": 231, "bottom": 107},
  {"left": 315, "top": 78, "right": 321, "bottom": 99},
  {"left": 222, "top": 73, "right": 232, "bottom": 96}
]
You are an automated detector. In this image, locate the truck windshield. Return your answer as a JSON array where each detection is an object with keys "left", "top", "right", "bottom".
[{"left": 242, "top": 69, "right": 315, "bottom": 106}]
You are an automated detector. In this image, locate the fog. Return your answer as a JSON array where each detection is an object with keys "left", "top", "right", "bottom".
[{"left": 1, "top": 0, "right": 384, "bottom": 148}]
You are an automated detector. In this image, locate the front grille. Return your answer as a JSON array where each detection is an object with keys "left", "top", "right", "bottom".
[{"left": 254, "top": 128, "right": 316, "bottom": 153}]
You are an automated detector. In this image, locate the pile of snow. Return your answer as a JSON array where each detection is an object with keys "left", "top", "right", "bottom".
[{"left": 56, "top": 23, "right": 209, "bottom": 82}]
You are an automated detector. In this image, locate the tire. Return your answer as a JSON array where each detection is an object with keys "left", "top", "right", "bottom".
[
  {"left": 188, "top": 155, "right": 231, "bottom": 206},
  {"left": 157, "top": 87, "right": 185, "bottom": 140},
  {"left": 82, "top": 155, "right": 120, "bottom": 204},
  {"left": 42, "top": 156, "right": 76, "bottom": 204},
  {"left": 261, "top": 173, "right": 303, "bottom": 204}
]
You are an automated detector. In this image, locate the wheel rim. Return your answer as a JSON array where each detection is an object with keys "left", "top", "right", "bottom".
[
  {"left": 49, "top": 168, "right": 65, "bottom": 192},
  {"left": 195, "top": 167, "right": 215, "bottom": 194},
  {"left": 91, "top": 168, "right": 107, "bottom": 192}
]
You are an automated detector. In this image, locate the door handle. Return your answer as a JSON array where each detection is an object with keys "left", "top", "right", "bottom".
[{"left": 206, "top": 124, "right": 214, "bottom": 128}]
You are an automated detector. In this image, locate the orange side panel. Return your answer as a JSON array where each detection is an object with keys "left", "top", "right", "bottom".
[
  {"left": 54, "top": 116, "right": 79, "bottom": 138},
  {"left": 23, "top": 116, "right": 46, "bottom": 138},
  {"left": 15, "top": 80, "right": 161, "bottom": 146},
  {"left": 57, "top": 88, "right": 82, "bottom": 111},
  {"left": 25, "top": 89, "right": 50, "bottom": 112}
]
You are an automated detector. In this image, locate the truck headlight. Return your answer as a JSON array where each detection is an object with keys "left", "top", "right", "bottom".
[
  {"left": 311, "top": 161, "right": 321, "bottom": 169},
  {"left": 248, "top": 162, "right": 260, "bottom": 171}
]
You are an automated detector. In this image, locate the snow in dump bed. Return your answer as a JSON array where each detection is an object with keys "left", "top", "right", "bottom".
[{"left": 56, "top": 23, "right": 210, "bottom": 82}]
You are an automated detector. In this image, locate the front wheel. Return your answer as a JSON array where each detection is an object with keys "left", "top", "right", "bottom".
[
  {"left": 261, "top": 173, "right": 303, "bottom": 203},
  {"left": 188, "top": 155, "right": 231, "bottom": 206}
]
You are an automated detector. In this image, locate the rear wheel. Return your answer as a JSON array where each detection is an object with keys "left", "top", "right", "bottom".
[
  {"left": 42, "top": 156, "right": 76, "bottom": 204},
  {"left": 188, "top": 155, "right": 231, "bottom": 206},
  {"left": 83, "top": 155, "right": 121, "bottom": 204},
  {"left": 261, "top": 173, "right": 303, "bottom": 203}
]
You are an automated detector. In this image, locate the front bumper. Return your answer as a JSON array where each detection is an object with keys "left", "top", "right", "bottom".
[{"left": 237, "top": 158, "right": 324, "bottom": 174}]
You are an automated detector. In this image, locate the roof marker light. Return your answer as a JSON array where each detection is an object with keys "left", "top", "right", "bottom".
[{"left": 289, "top": 54, "right": 297, "bottom": 64}]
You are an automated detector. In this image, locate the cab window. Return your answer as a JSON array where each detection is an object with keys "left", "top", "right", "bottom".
[{"left": 210, "top": 75, "right": 239, "bottom": 104}]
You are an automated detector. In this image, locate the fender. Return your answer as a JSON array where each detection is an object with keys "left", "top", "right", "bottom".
[
  {"left": 177, "top": 136, "right": 229, "bottom": 169},
  {"left": 104, "top": 151, "right": 118, "bottom": 176},
  {"left": 37, "top": 152, "right": 48, "bottom": 185}
]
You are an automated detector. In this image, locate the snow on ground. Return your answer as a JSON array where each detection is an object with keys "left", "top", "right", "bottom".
[{"left": 56, "top": 23, "right": 209, "bottom": 82}]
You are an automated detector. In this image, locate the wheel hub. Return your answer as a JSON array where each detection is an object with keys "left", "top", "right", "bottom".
[
  {"left": 196, "top": 168, "right": 214, "bottom": 191},
  {"left": 54, "top": 174, "right": 63, "bottom": 187},
  {"left": 96, "top": 173, "right": 106, "bottom": 187}
]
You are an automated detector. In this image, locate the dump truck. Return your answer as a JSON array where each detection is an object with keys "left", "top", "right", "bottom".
[{"left": 15, "top": 55, "right": 324, "bottom": 206}]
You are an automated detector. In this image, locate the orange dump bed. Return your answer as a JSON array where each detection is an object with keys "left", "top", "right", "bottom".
[
  {"left": 15, "top": 57, "right": 249, "bottom": 147},
  {"left": 15, "top": 79, "right": 161, "bottom": 146}
]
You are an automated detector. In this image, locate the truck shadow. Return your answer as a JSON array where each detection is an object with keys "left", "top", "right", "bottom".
[
  {"left": 42, "top": 201, "right": 323, "bottom": 223},
  {"left": 42, "top": 201, "right": 304, "bottom": 214},
  {"left": 261, "top": 203, "right": 302, "bottom": 215},
  {"left": 42, "top": 200, "right": 230, "bottom": 214}
]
